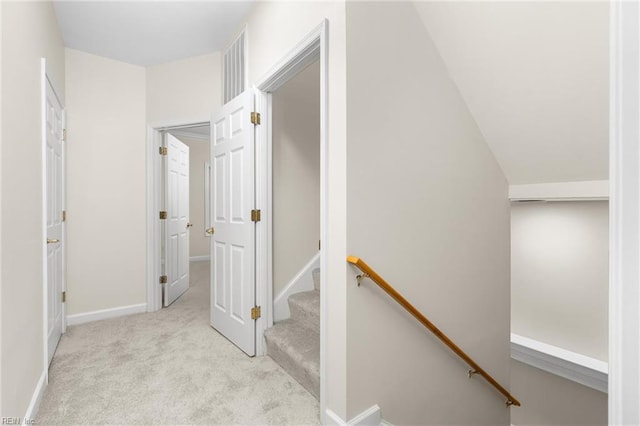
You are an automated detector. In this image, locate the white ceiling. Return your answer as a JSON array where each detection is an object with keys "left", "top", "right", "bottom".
[
  {"left": 53, "top": 1, "right": 253, "bottom": 66},
  {"left": 415, "top": 2, "right": 609, "bottom": 185}
]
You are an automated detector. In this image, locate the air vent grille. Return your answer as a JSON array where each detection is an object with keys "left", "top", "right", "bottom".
[{"left": 223, "top": 31, "right": 246, "bottom": 104}]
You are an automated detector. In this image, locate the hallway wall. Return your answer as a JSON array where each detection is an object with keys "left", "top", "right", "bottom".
[
  {"left": 0, "top": 1, "right": 65, "bottom": 417},
  {"left": 65, "top": 49, "right": 146, "bottom": 315},
  {"left": 65, "top": 49, "right": 223, "bottom": 318},
  {"left": 510, "top": 360, "right": 607, "bottom": 425},
  {"left": 511, "top": 200, "right": 609, "bottom": 361},
  {"left": 146, "top": 53, "right": 221, "bottom": 124},
  {"left": 272, "top": 62, "right": 320, "bottom": 298},
  {"left": 345, "top": 3, "right": 510, "bottom": 424}
]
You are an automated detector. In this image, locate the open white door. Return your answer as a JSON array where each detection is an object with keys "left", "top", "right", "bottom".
[
  {"left": 45, "top": 79, "right": 64, "bottom": 365},
  {"left": 210, "top": 90, "right": 256, "bottom": 356},
  {"left": 164, "top": 134, "right": 190, "bottom": 306}
]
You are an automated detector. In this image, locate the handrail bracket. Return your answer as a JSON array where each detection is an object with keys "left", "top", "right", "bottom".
[{"left": 356, "top": 273, "right": 370, "bottom": 287}]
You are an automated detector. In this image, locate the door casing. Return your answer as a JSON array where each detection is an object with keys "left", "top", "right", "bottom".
[
  {"left": 253, "top": 19, "right": 329, "bottom": 419},
  {"left": 146, "top": 120, "right": 208, "bottom": 312}
]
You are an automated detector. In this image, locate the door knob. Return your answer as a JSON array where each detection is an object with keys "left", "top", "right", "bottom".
[
  {"left": 205, "top": 227, "right": 215, "bottom": 236},
  {"left": 186, "top": 222, "right": 193, "bottom": 229},
  {"left": 47, "top": 239, "right": 60, "bottom": 244}
]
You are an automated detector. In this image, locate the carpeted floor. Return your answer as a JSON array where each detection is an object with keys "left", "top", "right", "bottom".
[{"left": 36, "top": 261, "right": 320, "bottom": 425}]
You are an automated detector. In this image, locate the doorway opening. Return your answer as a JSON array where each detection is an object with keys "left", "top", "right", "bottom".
[
  {"left": 146, "top": 121, "right": 210, "bottom": 312},
  {"left": 263, "top": 59, "right": 321, "bottom": 399}
]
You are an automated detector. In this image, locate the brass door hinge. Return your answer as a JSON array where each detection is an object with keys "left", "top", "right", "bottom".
[
  {"left": 62, "top": 291, "right": 66, "bottom": 303},
  {"left": 159, "top": 211, "right": 167, "bottom": 219},
  {"left": 159, "top": 146, "right": 168, "bottom": 156},
  {"left": 251, "top": 209, "right": 261, "bottom": 222},
  {"left": 62, "top": 210, "right": 66, "bottom": 222},
  {"left": 159, "top": 275, "right": 168, "bottom": 284},
  {"left": 251, "top": 306, "right": 261, "bottom": 320},
  {"left": 251, "top": 112, "right": 261, "bottom": 125},
  {"left": 63, "top": 129, "right": 67, "bottom": 142}
]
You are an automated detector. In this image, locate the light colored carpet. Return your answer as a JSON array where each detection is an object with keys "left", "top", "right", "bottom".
[{"left": 36, "top": 261, "right": 320, "bottom": 426}]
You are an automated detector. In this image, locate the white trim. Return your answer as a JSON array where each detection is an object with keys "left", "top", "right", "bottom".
[
  {"left": 190, "top": 255, "right": 209, "bottom": 262},
  {"left": 510, "top": 333, "right": 607, "bottom": 393},
  {"left": 66, "top": 303, "right": 147, "bottom": 326},
  {"left": 254, "top": 88, "right": 270, "bottom": 356},
  {"left": 509, "top": 180, "right": 609, "bottom": 201},
  {"left": 254, "top": 20, "right": 328, "bottom": 421},
  {"left": 23, "top": 369, "right": 46, "bottom": 424},
  {"left": 609, "top": 1, "right": 640, "bottom": 424},
  {"left": 40, "top": 58, "right": 48, "bottom": 385},
  {"left": 254, "top": 24, "right": 322, "bottom": 93},
  {"left": 325, "top": 405, "right": 382, "bottom": 426},
  {"left": 273, "top": 252, "right": 320, "bottom": 322},
  {"left": 204, "top": 161, "right": 211, "bottom": 237},
  {"left": 168, "top": 129, "right": 208, "bottom": 142}
]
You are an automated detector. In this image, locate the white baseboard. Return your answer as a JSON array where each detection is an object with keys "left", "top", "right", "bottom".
[
  {"left": 23, "top": 369, "right": 47, "bottom": 424},
  {"left": 273, "top": 252, "right": 320, "bottom": 322},
  {"left": 326, "top": 405, "right": 382, "bottom": 426},
  {"left": 190, "top": 255, "right": 209, "bottom": 262},
  {"left": 67, "top": 303, "right": 147, "bottom": 326},
  {"left": 511, "top": 333, "right": 608, "bottom": 393}
]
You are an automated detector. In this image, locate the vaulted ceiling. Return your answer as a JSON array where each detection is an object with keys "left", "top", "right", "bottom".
[
  {"left": 415, "top": 2, "right": 609, "bottom": 185},
  {"left": 53, "top": 1, "right": 609, "bottom": 185}
]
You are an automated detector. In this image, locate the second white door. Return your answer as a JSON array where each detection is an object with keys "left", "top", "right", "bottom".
[
  {"left": 164, "top": 134, "right": 190, "bottom": 306},
  {"left": 46, "top": 78, "right": 65, "bottom": 364},
  {"left": 210, "top": 90, "right": 256, "bottom": 356}
]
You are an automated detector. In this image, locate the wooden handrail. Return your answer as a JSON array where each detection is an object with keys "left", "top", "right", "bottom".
[{"left": 347, "top": 256, "right": 521, "bottom": 407}]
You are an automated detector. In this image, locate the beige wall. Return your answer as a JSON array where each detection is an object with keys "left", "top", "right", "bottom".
[
  {"left": 146, "top": 53, "right": 221, "bottom": 125},
  {"left": 511, "top": 360, "right": 607, "bottom": 425},
  {"left": 272, "top": 62, "right": 320, "bottom": 297},
  {"left": 239, "top": 2, "right": 348, "bottom": 417},
  {"left": 65, "top": 49, "right": 146, "bottom": 315},
  {"left": 345, "top": 3, "right": 510, "bottom": 424},
  {"left": 172, "top": 135, "right": 209, "bottom": 258},
  {"left": 0, "top": 1, "right": 65, "bottom": 417},
  {"left": 511, "top": 201, "right": 609, "bottom": 361}
]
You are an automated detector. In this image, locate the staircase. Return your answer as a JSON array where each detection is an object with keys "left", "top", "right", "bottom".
[{"left": 265, "top": 268, "right": 320, "bottom": 399}]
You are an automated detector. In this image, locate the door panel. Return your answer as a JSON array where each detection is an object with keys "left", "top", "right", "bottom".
[
  {"left": 164, "top": 134, "right": 190, "bottom": 306},
  {"left": 46, "top": 80, "right": 64, "bottom": 365},
  {"left": 210, "top": 90, "right": 256, "bottom": 356}
]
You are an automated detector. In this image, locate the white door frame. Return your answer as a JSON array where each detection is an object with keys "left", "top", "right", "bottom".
[
  {"left": 609, "top": 2, "right": 640, "bottom": 424},
  {"left": 40, "top": 58, "right": 66, "bottom": 378},
  {"left": 146, "top": 119, "right": 208, "bottom": 312},
  {"left": 253, "top": 19, "right": 328, "bottom": 417}
]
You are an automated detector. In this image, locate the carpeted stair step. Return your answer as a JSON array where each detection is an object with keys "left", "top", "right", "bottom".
[
  {"left": 312, "top": 268, "right": 321, "bottom": 291},
  {"left": 265, "top": 319, "right": 320, "bottom": 399},
  {"left": 288, "top": 290, "right": 320, "bottom": 333}
]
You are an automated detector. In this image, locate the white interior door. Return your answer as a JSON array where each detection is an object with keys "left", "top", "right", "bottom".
[
  {"left": 46, "top": 79, "right": 64, "bottom": 365},
  {"left": 164, "top": 134, "right": 190, "bottom": 306},
  {"left": 210, "top": 90, "right": 256, "bottom": 356}
]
